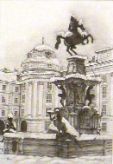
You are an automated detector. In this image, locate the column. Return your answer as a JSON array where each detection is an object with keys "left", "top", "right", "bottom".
[
  {"left": 37, "top": 83, "right": 44, "bottom": 116},
  {"left": 37, "top": 82, "right": 45, "bottom": 132},
  {"left": 41, "top": 82, "right": 46, "bottom": 117},
  {"left": 95, "top": 84, "right": 100, "bottom": 113},
  {"left": 54, "top": 85, "right": 60, "bottom": 108},
  {"left": 27, "top": 81, "right": 45, "bottom": 132},
  {"left": 110, "top": 74, "right": 113, "bottom": 115},
  {"left": 26, "top": 82, "right": 32, "bottom": 118},
  {"left": 108, "top": 74, "right": 112, "bottom": 116},
  {"left": 32, "top": 81, "right": 38, "bottom": 118}
]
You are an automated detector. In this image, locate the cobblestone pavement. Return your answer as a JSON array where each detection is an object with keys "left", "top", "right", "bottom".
[{"left": 0, "top": 154, "right": 112, "bottom": 164}]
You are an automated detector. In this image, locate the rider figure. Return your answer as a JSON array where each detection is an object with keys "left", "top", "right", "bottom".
[
  {"left": 55, "top": 16, "right": 93, "bottom": 55},
  {"left": 77, "top": 19, "right": 88, "bottom": 38},
  {"left": 68, "top": 16, "right": 87, "bottom": 38},
  {"left": 68, "top": 16, "right": 78, "bottom": 33}
]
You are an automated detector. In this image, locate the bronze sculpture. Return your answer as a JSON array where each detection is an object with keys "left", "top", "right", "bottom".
[
  {"left": 3, "top": 114, "right": 16, "bottom": 133},
  {"left": 55, "top": 16, "right": 93, "bottom": 55}
]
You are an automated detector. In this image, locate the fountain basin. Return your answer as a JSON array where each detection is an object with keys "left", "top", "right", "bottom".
[{"left": 3, "top": 132, "right": 112, "bottom": 158}]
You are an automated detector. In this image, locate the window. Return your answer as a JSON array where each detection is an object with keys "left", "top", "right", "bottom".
[
  {"left": 2, "top": 110, "right": 5, "bottom": 116},
  {"left": 102, "top": 122, "right": 107, "bottom": 132},
  {"left": 102, "top": 86, "right": 107, "bottom": 98},
  {"left": 2, "top": 96, "right": 5, "bottom": 103},
  {"left": 101, "top": 75, "right": 107, "bottom": 83},
  {"left": 102, "top": 105, "right": 106, "bottom": 116},
  {"left": 47, "top": 83, "right": 52, "bottom": 91},
  {"left": 45, "top": 51, "right": 51, "bottom": 58},
  {"left": 22, "top": 83, "right": 26, "bottom": 90},
  {"left": 48, "top": 64, "right": 52, "bottom": 68},
  {"left": 21, "top": 109, "right": 24, "bottom": 116},
  {"left": 14, "top": 98, "right": 18, "bottom": 104},
  {"left": 46, "top": 108, "right": 52, "bottom": 116},
  {"left": 15, "top": 86, "right": 19, "bottom": 92},
  {"left": 2, "top": 85, "right": 6, "bottom": 91},
  {"left": 22, "top": 95, "right": 25, "bottom": 103},
  {"left": 14, "top": 111, "right": 18, "bottom": 117},
  {"left": 46, "top": 94, "right": 52, "bottom": 103}
]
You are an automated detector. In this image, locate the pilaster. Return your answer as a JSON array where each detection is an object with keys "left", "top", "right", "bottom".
[
  {"left": 32, "top": 81, "right": 38, "bottom": 118},
  {"left": 25, "top": 81, "right": 32, "bottom": 118}
]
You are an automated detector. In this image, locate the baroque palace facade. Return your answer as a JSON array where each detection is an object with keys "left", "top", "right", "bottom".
[
  {"left": 0, "top": 71, "right": 20, "bottom": 134},
  {"left": 0, "top": 44, "right": 61, "bottom": 134},
  {"left": 0, "top": 44, "right": 113, "bottom": 135},
  {"left": 87, "top": 47, "right": 113, "bottom": 135}
]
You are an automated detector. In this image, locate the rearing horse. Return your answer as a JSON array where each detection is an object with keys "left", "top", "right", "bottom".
[{"left": 55, "top": 16, "right": 94, "bottom": 55}]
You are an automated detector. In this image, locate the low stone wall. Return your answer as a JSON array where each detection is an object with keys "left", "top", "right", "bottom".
[{"left": 3, "top": 133, "right": 112, "bottom": 158}]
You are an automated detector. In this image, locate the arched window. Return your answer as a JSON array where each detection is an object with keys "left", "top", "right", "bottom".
[{"left": 21, "top": 120, "right": 27, "bottom": 132}]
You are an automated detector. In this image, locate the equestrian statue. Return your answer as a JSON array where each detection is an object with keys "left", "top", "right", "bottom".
[{"left": 55, "top": 16, "right": 93, "bottom": 55}]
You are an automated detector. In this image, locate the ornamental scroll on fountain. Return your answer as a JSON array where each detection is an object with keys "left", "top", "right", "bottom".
[{"left": 50, "top": 16, "right": 101, "bottom": 135}]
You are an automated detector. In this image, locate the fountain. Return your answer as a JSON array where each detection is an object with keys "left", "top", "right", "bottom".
[
  {"left": 3, "top": 54, "right": 112, "bottom": 158},
  {"left": 3, "top": 16, "right": 112, "bottom": 157}
]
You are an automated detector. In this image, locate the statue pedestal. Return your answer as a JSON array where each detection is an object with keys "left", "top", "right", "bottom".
[
  {"left": 27, "top": 117, "right": 45, "bottom": 133},
  {"left": 67, "top": 55, "right": 86, "bottom": 76}
]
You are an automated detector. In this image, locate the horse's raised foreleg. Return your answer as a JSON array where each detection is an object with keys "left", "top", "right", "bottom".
[
  {"left": 87, "top": 34, "right": 94, "bottom": 43},
  {"left": 82, "top": 37, "right": 88, "bottom": 45}
]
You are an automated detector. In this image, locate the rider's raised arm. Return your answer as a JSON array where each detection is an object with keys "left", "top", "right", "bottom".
[{"left": 77, "top": 27, "right": 83, "bottom": 35}]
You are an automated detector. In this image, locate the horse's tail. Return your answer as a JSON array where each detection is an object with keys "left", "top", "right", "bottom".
[
  {"left": 55, "top": 34, "right": 65, "bottom": 49},
  {"left": 87, "top": 34, "right": 94, "bottom": 43},
  {"left": 55, "top": 35, "right": 61, "bottom": 49}
]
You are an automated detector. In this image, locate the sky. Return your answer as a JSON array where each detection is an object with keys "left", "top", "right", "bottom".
[{"left": 0, "top": 0, "right": 113, "bottom": 69}]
